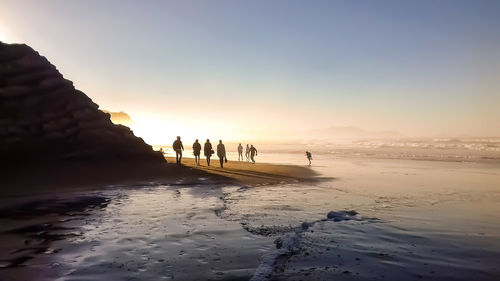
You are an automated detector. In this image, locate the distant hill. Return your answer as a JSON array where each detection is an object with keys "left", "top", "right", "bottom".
[
  {"left": 305, "top": 126, "right": 401, "bottom": 139},
  {"left": 102, "top": 111, "right": 133, "bottom": 126}
]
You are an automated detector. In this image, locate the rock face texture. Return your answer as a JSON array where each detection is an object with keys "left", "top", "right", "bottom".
[{"left": 0, "top": 42, "right": 165, "bottom": 167}]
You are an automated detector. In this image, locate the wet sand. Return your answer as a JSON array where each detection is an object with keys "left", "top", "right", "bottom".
[
  {"left": 1, "top": 156, "right": 320, "bottom": 198},
  {"left": 1, "top": 161, "right": 219, "bottom": 197},
  {"left": 0, "top": 157, "right": 322, "bottom": 280},
  {"left": 0, "top": 186, "right": 273, "bottom": 281},
  {"left": 1, "top": 156, "right": 499, "bottom": 280}
]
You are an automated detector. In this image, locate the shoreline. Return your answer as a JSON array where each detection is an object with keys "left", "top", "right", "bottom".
[
  {"left": 164, "top": 156, "right": 326, "bottom": 186},
  {"left": 0, "top": 157, "right": 324, "bottom": 211},
  {"left": 0, "top": 156, "right": 499, "bottom": 280},
  {"left": 0, "top": 158, "right": 323, "bottom": 280},
  {"left": 1, "top": 156, "right": 323, "bottom": 197}
]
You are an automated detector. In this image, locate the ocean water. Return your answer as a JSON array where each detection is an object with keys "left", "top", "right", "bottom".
[{"left": 155, "top": 137, "right": 500, "bottom": 164}]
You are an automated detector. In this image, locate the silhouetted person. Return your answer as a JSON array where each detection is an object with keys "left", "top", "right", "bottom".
[
  {"left": 217, "top": 140, "right": 226, "bottom": 168},
  {"left": 204, "top": 139, "right": 213, "bottom": 166},
  {"left": 306, "top": 151, "right": 312, "bottom": 165},
  {"left": 172, "top": 136, "right": 184, "bottom": 164},
  {"left": 245, "top": 144, "right": 250, "bottom": 161},
  {"left": 192, "top": 139, "right": 201, "bottom": 165},
  {"left": 237, "top": 143, "right": 244, "bottom": 161},
  {"left": 249, "top": 145, "right": 258, "bottom": 164},
  {"left": 159, "top": 147, "right": 164, "bottom": 155}
]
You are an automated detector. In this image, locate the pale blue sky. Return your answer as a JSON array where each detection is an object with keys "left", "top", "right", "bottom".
[{"left": 1, "top": 0, "right": 499, "bottom": 140}]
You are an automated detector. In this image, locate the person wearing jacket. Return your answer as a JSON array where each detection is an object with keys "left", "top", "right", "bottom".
[
  {"left": 172, "top": 136, "right": 184, "bottom": 164},
  {"left": 249, "top": 144, "right": 258, "bottom": 164},
  {"left": 217, "top": 140, "right": 226, "bottom": 168},
  {"left": 192, "top": 139, "right": 201, "bottom": 165},
  {"left": 204, "top": 139, "right": 213, "bottom": 166}
]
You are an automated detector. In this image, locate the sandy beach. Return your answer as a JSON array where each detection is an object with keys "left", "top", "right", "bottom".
[
  {"left": 0, "top": 157, "right": 323, "bottom": 280},
  {"left": 1, "top": 150, "right": 499, "bottom": 281},
  {"left": 164, "top": 156, "right": 325, "bottom": 185}
]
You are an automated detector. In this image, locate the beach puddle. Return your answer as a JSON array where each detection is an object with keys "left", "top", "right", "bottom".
[{"left": 0, "top": 185, "right": 275, "bottom": 281}]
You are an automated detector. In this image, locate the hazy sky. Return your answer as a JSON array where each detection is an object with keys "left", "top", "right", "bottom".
[{"left": 1, "top": 0, "right": 499, "bottom": 142}]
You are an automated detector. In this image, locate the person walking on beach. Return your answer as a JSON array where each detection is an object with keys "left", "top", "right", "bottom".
[
  {"left": 237, "top": 143, "right": 244, "bottom": 161},
  {"left": 172, "top": 136, "right": 184, "bottom": 164},
  {"left": 204, "top": 139, "right": 213, "bottom": 166},
  {"left": 245, "top": 144, "right": 250, "bottom": 161},
  {"left": 192, "top": 139, "right": 201, "bottom": 166},
  {"left": 306, "top": 151, "right": 312, "bottom": 165},
  {"left": 249, "top": 144, "right": 258, "bottom": 164},
  {"left": 217, "top": 140, "right": 227, "bottom": 168}
]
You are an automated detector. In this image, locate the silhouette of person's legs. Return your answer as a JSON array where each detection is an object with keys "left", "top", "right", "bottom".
[
  {"left": 176, "top": 150, "right": 182, "bottom": 164},
  {"left": 207, "top": 156, "right": 210, "bottom": 166},
  {"left": 250, "top": 153, "right": 255, "bottom": 163},
  {"left": 219, "top": 157, "right": 224, "bottom": 168}
]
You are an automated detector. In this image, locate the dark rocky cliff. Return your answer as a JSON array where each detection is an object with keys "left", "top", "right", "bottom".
[{"left": 0, "top": 42, "right": 165, "bottom": 168}]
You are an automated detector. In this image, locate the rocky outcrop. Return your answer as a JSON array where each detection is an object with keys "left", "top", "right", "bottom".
[
  {"left": 0, "top": 42, "right": 165, "bottom": 167},
  {"left": 102, "top": 110, "right": 134, "bottom": 126}
]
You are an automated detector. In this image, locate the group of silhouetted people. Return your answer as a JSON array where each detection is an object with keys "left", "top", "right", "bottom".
[
  {"left": 237, "top": 143, "right": 258, "bottom": 163},
  {"left": 168, "top": 137, "right": 313, "bottom": 167},
  {"left": 172, "top": 136, "right": 231, "bottom": 168},
  {"left": 169, "top": 137, "right": 260, "bottom": 168}
]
